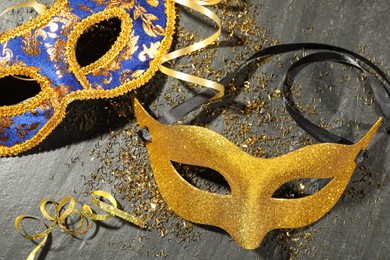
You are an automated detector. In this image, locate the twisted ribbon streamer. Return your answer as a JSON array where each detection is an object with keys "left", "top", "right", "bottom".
[
  {"left": 16, "top": 191, "right": 146, "bottom": 260},
  {"left": 0, "top": 0, "right": 47, "bottom": 16},
  {"left": 159, "top": 0, "right": 224, "bottom": 99}
]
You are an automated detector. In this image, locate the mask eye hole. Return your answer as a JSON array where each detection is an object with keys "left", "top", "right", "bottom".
[
  {"left": 172, "top": 162, "right": 231, "bottom": 195},
  {"left": 272, "top": 178, "right": 332, "bottom": 199},
  {"left": 0, "top": 75, "right": 41, "bottom": 106},
  {"left": 76, "top": 17, "right": 122, "bottom": 67}
]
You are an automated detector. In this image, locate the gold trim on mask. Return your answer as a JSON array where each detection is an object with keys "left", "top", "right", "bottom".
[
  {"left": 0, "top": 0, "right": 176, "bottom": 156},
  {"left": 134, "top": 98, "right": 382, "bottom": 249},
  {"left": 66, "top": 7, "right": 133, "bottom": 90},
  {"left": 0, "top": 64, "right": 55, "bottom": 116}
]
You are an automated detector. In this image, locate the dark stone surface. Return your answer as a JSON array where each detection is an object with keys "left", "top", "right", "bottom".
[{"left": 1, "top": 0, "right": 390, "bottom": 259}]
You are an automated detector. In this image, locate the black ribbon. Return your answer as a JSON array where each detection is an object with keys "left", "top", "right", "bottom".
[{"left": 158, "top": 43, "right": 390, "bottom": 144}]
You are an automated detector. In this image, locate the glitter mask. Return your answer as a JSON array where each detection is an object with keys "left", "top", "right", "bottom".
[
  {"left": 134, "top": 98, "right": 382, "bottom": 249},
  {"left": 0, "top": 0, "right": 175, "bottom": 156}
]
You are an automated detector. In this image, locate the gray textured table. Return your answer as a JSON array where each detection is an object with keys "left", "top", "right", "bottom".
[{"left": 1, "top": 0, "right": 390, "bottom": 259}]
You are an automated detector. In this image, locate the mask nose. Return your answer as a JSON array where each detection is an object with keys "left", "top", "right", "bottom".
[
  {"left": 235, "top": 226, "right": 268, "bottom": 249},
  {"left": 230, "top": 196, "right": 270, "bottom": 250}
]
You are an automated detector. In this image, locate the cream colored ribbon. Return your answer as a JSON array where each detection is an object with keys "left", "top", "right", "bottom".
[
  {"left": 0, "top": 0, "right": 47, "bottom": 16},
  {"left": 159, "top": 0, "right": 224, "bottom": 99}
]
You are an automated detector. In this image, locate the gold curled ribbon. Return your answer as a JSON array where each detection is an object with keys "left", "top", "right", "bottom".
[
  {"left": 11, "top": 75, "right": 41, "bottom": 81},
  {"left": 159, "top": 0, "right": 224, "bottom": 99},
  {"left": 16, "top": 191, "right": 146, "bottom": 260},
  {"left": 0, "top": 0, "right": 47, "bottom": 16},
  {"left": 81, "top": 190, "right": 147, "bottom": 228},
  {"left": 15, "top": 216, "right": 49, "bottom": 260}
]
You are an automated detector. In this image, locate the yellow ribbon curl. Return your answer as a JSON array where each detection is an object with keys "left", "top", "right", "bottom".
[
  {"left": 159, "top": 0, "right": 224, "bottom": 99},
  {"left": 0, "top": 0, "right": 47, "bottom": 16},
  {"left": 16, "top": 191, "right": 146, "bottom": 260}
]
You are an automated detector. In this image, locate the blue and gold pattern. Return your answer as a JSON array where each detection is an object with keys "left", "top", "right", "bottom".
[{"left": 0, "top": 0, "right": 175, "bottom": 155}]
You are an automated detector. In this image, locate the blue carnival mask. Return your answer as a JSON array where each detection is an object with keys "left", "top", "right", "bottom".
[{"left": 0, "top": 0, "right": 176, "bottom": 155}]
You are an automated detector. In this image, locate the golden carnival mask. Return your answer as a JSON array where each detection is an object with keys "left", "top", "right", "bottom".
[
  {"left": 134, "top": 98, "right": 382, "bottom": 249},
  {"left": 0, "top": 0, "right": 222, "bottom": 156},
  {"left": 134, "top": 43, "right": 390, "bottom": 249}
]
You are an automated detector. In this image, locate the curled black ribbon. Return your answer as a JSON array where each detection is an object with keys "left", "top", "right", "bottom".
[{"left": 158, "top": 43, "right": 390, "bottom": 144}]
